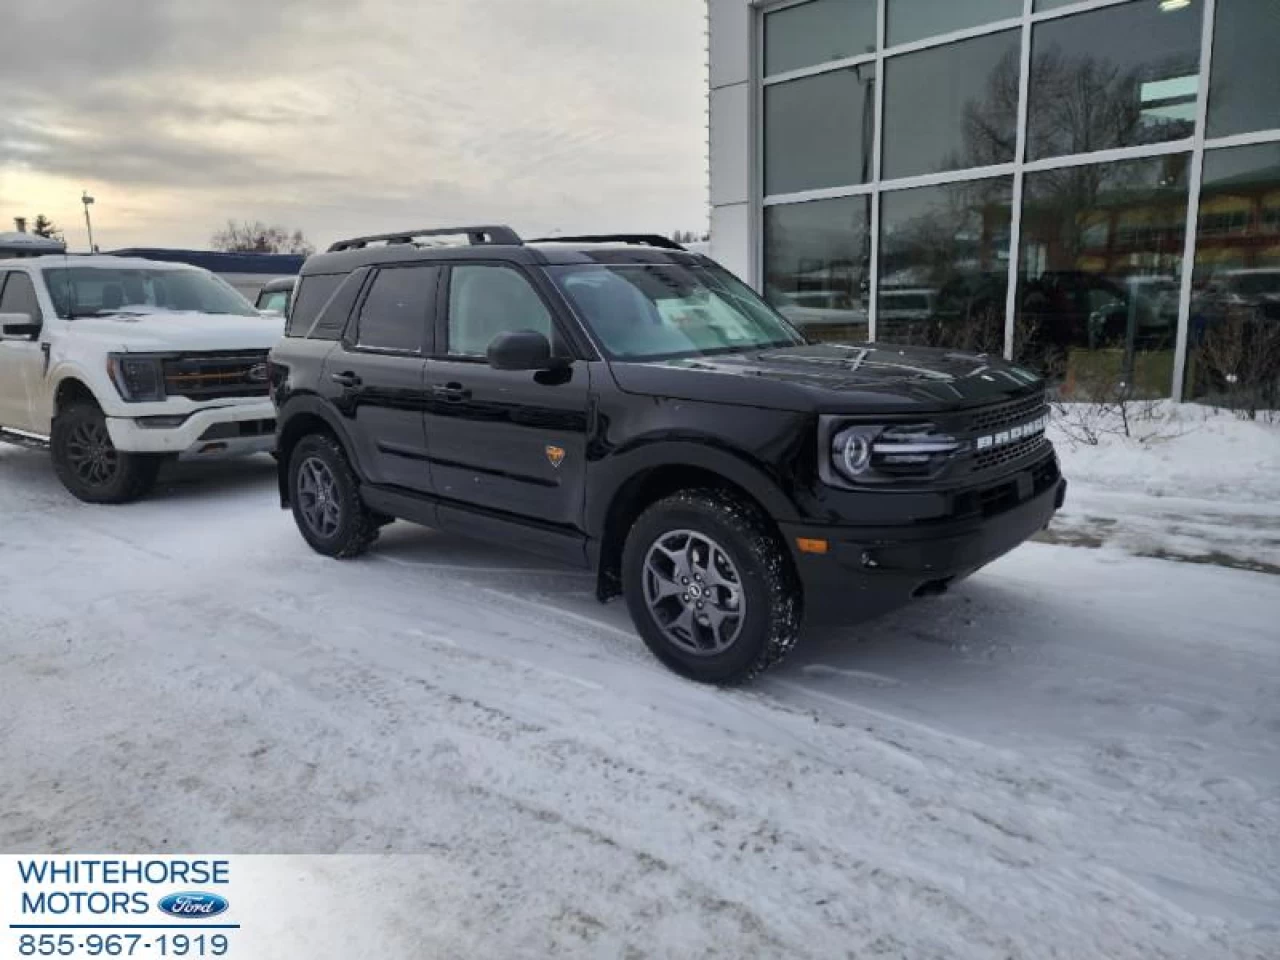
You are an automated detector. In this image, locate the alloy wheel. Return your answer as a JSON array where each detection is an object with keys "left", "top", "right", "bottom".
[
  {"left": 65, "top": 420, "right": 120, "bottom": 488},
  {"left": 642, "top": 529, "right": 746, "bottom": 655},
  {"left": 297, "top": 456, "right": 342, "bottom": 539}
]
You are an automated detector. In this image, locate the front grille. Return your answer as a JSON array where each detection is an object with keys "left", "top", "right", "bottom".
[
  {"left": 965, "top": 392, "right": 1046, "bottom": 435},
  {"left": 162, "top": 351, "right": 270, "bottom": 401},
  {"left": 974, "top": 433, "right": 1049, "bottom": 473}
]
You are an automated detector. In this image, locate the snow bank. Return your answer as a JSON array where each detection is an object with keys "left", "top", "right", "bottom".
[{"left": 1051, "top": 402, "right": 1280, "bottom": 504}]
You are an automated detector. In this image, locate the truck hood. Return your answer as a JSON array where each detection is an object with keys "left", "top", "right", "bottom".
[
  {"left": 608, "top": 342, "right": 1043, "bottom": 412},
  {"left": 67, "top": 310, "right": 284, "bottom": 353}
]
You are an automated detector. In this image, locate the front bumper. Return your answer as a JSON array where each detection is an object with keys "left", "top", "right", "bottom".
[
  {"left": 105, "top": 399, "right": 277, "bottom": 458},
  {"left": 781, "top": 475, "right": 1066, "bottom": 620}
]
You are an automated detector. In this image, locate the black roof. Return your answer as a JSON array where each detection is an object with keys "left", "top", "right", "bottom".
[{"left": 303, "top": 225, "right": 705, "bottom": 277}]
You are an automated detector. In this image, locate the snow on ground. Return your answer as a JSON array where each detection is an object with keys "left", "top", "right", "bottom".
[
  {"left": 1, "top": 441, "right": 1278, "bottom": 959},
  {"left": 1047, "top": 403, "right": 1280, "bottom": 572}
]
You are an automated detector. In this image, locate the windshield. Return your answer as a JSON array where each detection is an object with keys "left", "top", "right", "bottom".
[
  {"left": 43, "top": 266, "right": 259, "bottom": 319},
  {"left": 551, "top": 263, "right": 805, "bottom": 361}
]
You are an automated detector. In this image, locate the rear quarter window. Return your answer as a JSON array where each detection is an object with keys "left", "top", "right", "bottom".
[{"left": 286, "top": 273, "right": 345, "bottom": 337}]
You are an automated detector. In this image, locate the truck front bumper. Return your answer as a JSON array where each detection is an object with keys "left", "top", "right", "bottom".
[
  {"left": 105, "top": 400, "right": 277, "bottom": 459},
  {"left": 780, "top": 475, "right": 1066, "bottom": 621}
]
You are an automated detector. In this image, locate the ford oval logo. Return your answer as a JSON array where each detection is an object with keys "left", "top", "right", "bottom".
[
  {"left": 246, "top": 363, "right": 269, "bottom": 383},
  {"left": 157, "top": 892, "right": 230, "bottom": 919}
]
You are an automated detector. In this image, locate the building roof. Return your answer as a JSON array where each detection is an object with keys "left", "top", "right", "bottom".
[
  {"left": 0, "top": 232, "right": 66, "bottom": 254},
  {"left": 107, "top": 248, "right": 306, "bottom": 275}
]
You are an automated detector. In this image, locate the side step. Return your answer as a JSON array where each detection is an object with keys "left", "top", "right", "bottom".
[{"left": 0, "top": 428, "right": 50, "bottom": 451}]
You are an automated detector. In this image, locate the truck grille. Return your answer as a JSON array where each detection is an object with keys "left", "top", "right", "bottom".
[
  {"left": 965, "top": 392, "right": 1047, "bottom": 435},
  {"left": 162, "top": 351, "right": 270, "bottom": 401}
]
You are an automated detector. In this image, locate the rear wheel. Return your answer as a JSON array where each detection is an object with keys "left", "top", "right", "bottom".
[
  {"left": 288, "top": 433, "right": 380, "bottom": 558},
  {"left": 622, "top": 489, "right": 801, "bottom": 684},
  {"left": 51, "top": 404, "right": 161, "bottom": 504}
]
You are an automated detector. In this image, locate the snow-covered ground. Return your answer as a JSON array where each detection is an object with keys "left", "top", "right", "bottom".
[
  {"left": 1, "top": 432, "right": 1278, "bottom": 958},
  {"left": 1047, "top": 404, "right": 1280, "bottom": 573}
]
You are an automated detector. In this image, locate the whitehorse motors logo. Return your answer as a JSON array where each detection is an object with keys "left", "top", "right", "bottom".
[{"left": 974, "top": 414, "right": 1049, "bottom": 451}]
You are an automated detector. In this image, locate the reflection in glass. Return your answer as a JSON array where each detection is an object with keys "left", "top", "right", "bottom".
[
  {"left": 1187, "top": 143, "right": 1280, "bottom": 410},
  {"left": 1016, "top": 154, "right": 1190, "bottom": 398},
  {"left": 887, "top": 0, "right": 1021, "bottom": 47},
  {"left": 1206, "top": 0, "right": 1280, "bottom": 138},
  {"left": 764, "top": 196, "right": 871, "bottom": 342},
  {"left": 1027, "top": 1, "right": 1202, "bottom": 161},
  {"left": 764, "top": 0, "right": 877, "bottom": 77},
  {"left": 878, "top": 178, "right": 1012, "bottom": 353},
  {"left": 765, "top": 66, "right": 876, "bottom": 196},
  {"left": 883, "top": 30, "right": 1020, "bottom": 179},
  {"left": 1033, "top": 0, "right": 1081, "bottom": 10}
]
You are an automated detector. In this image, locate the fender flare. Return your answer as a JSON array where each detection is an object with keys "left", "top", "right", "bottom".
[{"left": 275, "top": 394, "right": 365, "bottom": 502}]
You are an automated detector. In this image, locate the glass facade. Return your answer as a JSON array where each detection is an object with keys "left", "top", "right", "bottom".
[{"left": 754, "top": 0, "right": 1280, "bottom": 404}]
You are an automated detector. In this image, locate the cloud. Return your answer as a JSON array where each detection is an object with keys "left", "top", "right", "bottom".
[{"left": 0, "top": 0, "right": 707, "bottom": 249}]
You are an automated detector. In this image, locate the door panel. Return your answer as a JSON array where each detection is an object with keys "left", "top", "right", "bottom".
[
  {"left": 325, "top": 348, "right": 431, "bottom": 492},
  {"left": 324, "top": 264, "right": 438, "bottom": 493},
  {"left": 425, "top": 263, "right": 591, "bottom": 534},
  {"left": 0, "top": 272, "right": 48, "bottom": 433}
]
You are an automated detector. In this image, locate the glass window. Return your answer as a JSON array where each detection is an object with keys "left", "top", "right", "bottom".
[
  {"left": 764, "top": 0, "right": 876, "bottom": 76},
  {"left": 552, "top": 264, "right": 803, "bottom": 361},
  {"left": 878, "top": 177, "right": 1013, "bottom": 353},
  {"left": 1206, "top": 0, "right": 1280, "bottom": 138},
  {"left": 764, "top": 195, "right": 871, "bottom": 342},
  {"left": 1187, "top": 143, "right": 1280, "bottom": 409},
  {"left": 447, "top": 265, "right": 553, "bottom": 357},
  {"left": 356, "top": 266, "right": 436, "bottom": 353},
  {"left": 1027, "top": 1, "right": 1202, "bottom": 161},
  {"left": 287, "top": 273, "right": 344, "bottom": 337},
  {"left": 887, "top": 0, "right": 1021, "bottom": 47},
  {"left": 765, "top": 66, "right": 876, "bottom": 195},
  {"left": 1034, "top": 0, "right": 1081, "bottom": 10},
  {"left": 1016, "top": 154, "right": 1190, "bottom": 398},
  {"left": 882, "top": 30, "right": 1021, "bottom": 179},
  {"left": 256, "top": 290, "right": 290, "bottom": 315},
  {"left": 43, "top": 267, "right": 257, "bottom": 319},
  {"left": 0, "top": 272, "right": 43, "bottom": 322}
]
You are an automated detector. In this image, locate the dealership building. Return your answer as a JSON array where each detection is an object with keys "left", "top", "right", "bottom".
[{"left": 708, "top": 0, "right": 1280, "bottom": 403}]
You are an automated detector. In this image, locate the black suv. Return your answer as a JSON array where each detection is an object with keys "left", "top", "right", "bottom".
[{"left": 270, "top": 226, "right": 1065, "bottom": 684}]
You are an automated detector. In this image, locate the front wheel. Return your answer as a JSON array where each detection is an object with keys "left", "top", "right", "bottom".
[
  {"left": 51, "top": 404, "right": 161, "bottom": 504},
  {"left": 622, "top": 489, "right": 802, "bottom": 685}
]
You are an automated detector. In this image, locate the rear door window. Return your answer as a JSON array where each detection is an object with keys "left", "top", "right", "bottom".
[{"left": 355, "top": 265, "right": 438, "bottom": 354}]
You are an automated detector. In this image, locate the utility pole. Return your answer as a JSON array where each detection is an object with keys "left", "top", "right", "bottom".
[{"left": 81, "top": 191, "right": 96, "bottom": 252}]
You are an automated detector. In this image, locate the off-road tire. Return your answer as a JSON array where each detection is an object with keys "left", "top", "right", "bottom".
[
  {"left": 288, "top": 433, "right": 380, "bottom": 558},
  {"left": 622, "top": 488, "right": 802, "bottom": 685},
  {"left": 51, "top": 403, "right": 161, "bottom": 504}
]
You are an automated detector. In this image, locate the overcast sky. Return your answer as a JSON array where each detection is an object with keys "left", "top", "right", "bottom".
[{"left": 0, "top": 0, "right": 708, "bottom": 252}]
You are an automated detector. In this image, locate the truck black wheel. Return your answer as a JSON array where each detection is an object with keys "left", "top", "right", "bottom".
[
  {"left": 622, "top": 489, "right": 802, "bottom": 685},
  {"left": 288, "top": 433, "right": 380, "bottom": 558},
  {"left": 51, "top": 404, "right": 161, "bottom": 504}
]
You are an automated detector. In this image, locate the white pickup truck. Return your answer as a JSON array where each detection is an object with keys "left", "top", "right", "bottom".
[{"left": 0, "top": 255, "right": 282, "bottom": 502}]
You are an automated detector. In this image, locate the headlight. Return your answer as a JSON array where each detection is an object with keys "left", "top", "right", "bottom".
[
  {"left": 107, "top": 355, "right": 166, "bottom": 402},
  {"left": 829, "top": 423, "right": 961, "bottom": 484}
]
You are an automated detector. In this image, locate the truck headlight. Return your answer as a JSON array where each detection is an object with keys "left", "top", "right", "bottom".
[
  {"left": 829, "top": 423, "right": 961, "bottom": 484},
  {"left": 107, "top": 355, "right": 166, "bottom": 403}
]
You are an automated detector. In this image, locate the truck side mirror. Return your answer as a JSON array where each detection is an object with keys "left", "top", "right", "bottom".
[
  {"left": 487, "top": 330, "right": 568, "bottom": 372},
  {"left": 0, "top": 312, "right": 41, "bottom": 340}
]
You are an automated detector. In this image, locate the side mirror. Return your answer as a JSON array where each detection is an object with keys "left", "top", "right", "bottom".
[
  {"left": 0, "top": 312, "right": 40, "bottom": 340},
  {"left": 487, "top": 330, "right": 566, "bottom": 371}
]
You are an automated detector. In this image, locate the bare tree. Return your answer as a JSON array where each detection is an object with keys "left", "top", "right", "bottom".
[{"left": 210, "top": 220, "right": 314, "bottom": 255}]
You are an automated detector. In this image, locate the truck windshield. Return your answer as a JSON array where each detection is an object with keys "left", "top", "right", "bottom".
[
  {"left": 551, "top": 263, "right": 805, "bottom": 360},
  {"left": 43, "top": 267, "right": 260, "bottom": 319}
]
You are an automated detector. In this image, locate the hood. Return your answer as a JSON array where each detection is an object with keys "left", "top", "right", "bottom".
[
  {"left": 608, "top": 342, "right": 1043, "bottom": 413},
  {"left": 67, "top": 310, "right": 284, "bottom": 353}
]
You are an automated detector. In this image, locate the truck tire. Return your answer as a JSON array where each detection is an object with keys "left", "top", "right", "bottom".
[
  {"left": 51, "top": 404, "right": 161, "bottom": 504},
  {"left": 288, "top": 433, "right": 380, "bottom": 558},
  {"left": 622, "top": 488, "right": 802, "bottom": 685}
]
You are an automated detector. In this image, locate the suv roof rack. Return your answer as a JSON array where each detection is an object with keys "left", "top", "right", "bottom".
[
  {"left": 527, "top": 233, "right": 687, "bottom": 251},
  {"left": 327, "top": 225, "right": 522, "bottom": 253}
]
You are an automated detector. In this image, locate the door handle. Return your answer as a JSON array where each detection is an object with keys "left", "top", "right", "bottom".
[
  {"left": 331, "top": 371, "right": 362, "bottom": 388},
  {"left": 432, "top": 382, "right": 471, "bottom": 403}
]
